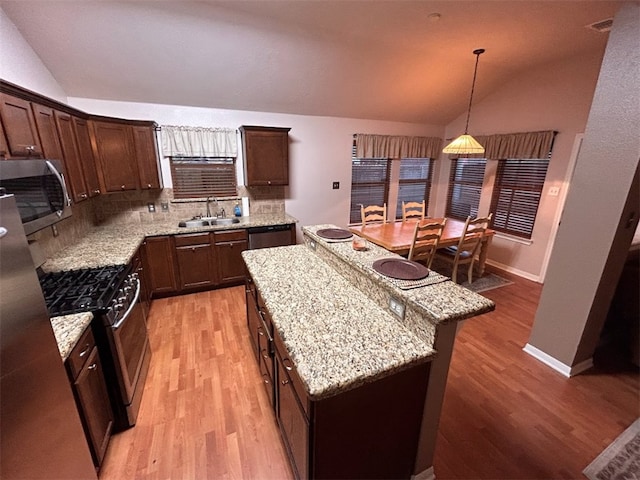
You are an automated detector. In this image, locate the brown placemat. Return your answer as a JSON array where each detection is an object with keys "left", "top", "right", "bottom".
[
  {"left": 316, "top": 228, "right": 353, "bottom": 240},
  {"left": 372, "top": 258, "right": 429, "bottom": 280}
]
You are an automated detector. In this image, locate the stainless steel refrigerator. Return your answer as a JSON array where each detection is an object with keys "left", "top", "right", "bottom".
[{"left": 0, "top": 193, "right": 96, "bottom": 479}]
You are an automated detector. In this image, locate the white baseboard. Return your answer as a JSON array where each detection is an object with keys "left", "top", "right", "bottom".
[
  {"left": 486, "top": 259, "right": 541, "bottom": 283},
  {"left": 412, "top": 466, "right": 435, "bottom": 480},
  {"left": 523, "top": 344, "right": 593, "bottom": 377}
]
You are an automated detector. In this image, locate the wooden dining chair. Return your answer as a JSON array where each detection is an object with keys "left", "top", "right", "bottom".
[
  {"left": 402, "top": 201, "right": 425, "bottom": 222},
  {"left": 437, "top": 214, "right": 493, "bottom": 283},
  {"left": 408, "top": 218, "right": 447, "bottom": 269},
  {"left": 361, "top": 203, "right": 387, "bottom": 225}
]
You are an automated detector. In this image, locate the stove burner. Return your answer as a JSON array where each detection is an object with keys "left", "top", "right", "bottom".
[{"left": 40, "top": 264, "right": 130, "bottom": 317}]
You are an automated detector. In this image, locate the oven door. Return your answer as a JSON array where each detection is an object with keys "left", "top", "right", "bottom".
[{"left": 109, "top": 277, "right": 151, "bottom": 427}]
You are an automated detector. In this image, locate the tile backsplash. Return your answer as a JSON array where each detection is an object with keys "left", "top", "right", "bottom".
[{"left": 28, "top": 187, "right": 285, "bottom": 260}]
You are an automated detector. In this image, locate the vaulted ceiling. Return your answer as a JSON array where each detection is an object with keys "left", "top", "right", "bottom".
[{"left": 0, "top": 1, "right": 621, "bottom": 124}]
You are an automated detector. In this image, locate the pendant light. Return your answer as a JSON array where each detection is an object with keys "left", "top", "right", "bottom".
[{"left": 443, "top": 48, "right": 486, "bottom": 155}]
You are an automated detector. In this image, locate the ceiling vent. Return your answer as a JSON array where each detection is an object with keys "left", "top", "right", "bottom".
[{"left": 586, "top": 18, "right": 613, "bottom": 33}]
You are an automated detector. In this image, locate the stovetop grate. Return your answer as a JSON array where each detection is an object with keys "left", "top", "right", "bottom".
[{"left": 40, "top": 264, "right": 129, "bottom": 317}]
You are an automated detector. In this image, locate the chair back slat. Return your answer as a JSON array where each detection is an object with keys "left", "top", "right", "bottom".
[
  {"left": 408, "top": 218, "right": 447, "bottom": 268},
  {"left": 402, "top": 201, "right": 425, "bottom": 222},
  {"left": 361, "top": 204, "right": 387, "bottom": 225}
]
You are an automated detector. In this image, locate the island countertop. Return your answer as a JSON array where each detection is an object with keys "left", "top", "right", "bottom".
[{"left": 242, "top": 245, "right": 436, "bottom": 400}]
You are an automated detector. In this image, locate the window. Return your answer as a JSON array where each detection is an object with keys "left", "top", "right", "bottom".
[
  {"left": 396, "top": 158, "right": 433, "bottom": 219},
  {"left": 170, "top": 157, "right": 237, "bottom": 199},
  {"left": 446, "top": 158, "right": 487, "bottom": 220},
  {"left": 349, "top": 158, "right": 391, "bottom": 224},
  {"left": 489, "top": 159, "right": 549, "bottom": 238}
]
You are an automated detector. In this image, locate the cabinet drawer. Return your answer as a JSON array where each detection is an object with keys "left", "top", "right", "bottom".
[
  {"left": 213, "top": 229, "right": 247, "bottom": 243},
  {"left": 274, "top": 329, "right": 310, "bottom": 417},
  {"left": 67, "top": 327, "right": 96, "bottom": 380},
  {"left": 174, "top": 232, "right": 210, "bottom": 247}
]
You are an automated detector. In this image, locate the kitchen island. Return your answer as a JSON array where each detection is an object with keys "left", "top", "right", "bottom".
[{"left": 242, "top": 225, "right": 495, "bottom": 479}]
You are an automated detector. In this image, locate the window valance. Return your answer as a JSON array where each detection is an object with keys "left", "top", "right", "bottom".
[
  {"left": 161, "top": 125, "right": 237, "bottom": 157},
  {"left": 355, "top": 133, "right": 442, "bottom": 159},
  {"left": 452, "top": 130, "right": 556, "bottom": 160}
]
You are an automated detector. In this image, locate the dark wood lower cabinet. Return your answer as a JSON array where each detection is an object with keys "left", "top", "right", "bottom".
[
  {"left": 246, "top": 274, "right": 432, "bottom": 480},
  {"left": 143, "top": 236, "right": 177, "bottom": 296},
  {"left": 214, "top": 229, "right": 248, "bottom": 285},
  {"left": 66, "top": 326, "right": 114, "bottom": 469},
  {"left": 174, "top": 233, "right": 216, "bottom": 290}
]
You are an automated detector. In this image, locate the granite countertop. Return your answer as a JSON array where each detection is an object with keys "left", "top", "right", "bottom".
[
  {"left": 242, "top": 245, "right": 436, "bottom": 400},
  {"left": 42, "top": 213, "right": 298, "bottom": 272},
  {"left": 43, "top": 212, "right": 297, "bottom": 360},
  {"left": 302, "top": 225, "right": 495, "bottom": 326},
  {"left": 50, "top": 312, "right": 93, "bottom": 360}
]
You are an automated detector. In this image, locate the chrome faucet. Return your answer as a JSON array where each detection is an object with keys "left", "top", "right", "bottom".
[{"left": 206, "top": 197, "right": 212, "bottom": 217}]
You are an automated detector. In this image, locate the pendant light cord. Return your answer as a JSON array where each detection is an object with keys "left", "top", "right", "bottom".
[{"left": 464, "top": 48, "right": 485, "bottom": 134}]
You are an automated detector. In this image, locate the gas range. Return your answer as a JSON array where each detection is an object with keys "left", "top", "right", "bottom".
[{"left": 39, "top": 264, "right": 138, "bottom": 325}]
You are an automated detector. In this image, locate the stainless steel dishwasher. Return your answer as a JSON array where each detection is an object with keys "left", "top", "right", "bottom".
[{"left": 247, "top": 224, "right": 295, "bottom": 249}]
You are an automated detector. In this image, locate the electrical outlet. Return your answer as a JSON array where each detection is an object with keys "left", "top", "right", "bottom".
[
  {"left": 147, "top": 203, "right": 156, "bottom": 213},
  {"left": 548, "top": 186, "right": 560, "bottom": 196},
  {"left": 308, "top": 239, "right": 317, "bottom": 251},
  {"left": 332, "top": 181, "right": 340, "bottom": 189},
  {"left": 161, "top": 202, "right": 169, "bottom": 212},
  {"left": 388, "top": 296, "right": 405, "bottom": 319}
]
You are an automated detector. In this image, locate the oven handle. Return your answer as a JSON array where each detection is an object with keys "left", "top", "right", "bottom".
[{"left": 112, "top": 277, "right": 141, "bottom": 330}]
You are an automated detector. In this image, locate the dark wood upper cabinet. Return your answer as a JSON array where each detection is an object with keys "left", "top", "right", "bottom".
[
  {"left": 90, "top": 120, "right": 140, "bottom": 192},
  {"left": 73, "top": 117, "right": 101, "bottom": 197},
  {"left": 240, "top": 125, "right": 290, "bottom": 186},
  {"left": 55, "top": 111, "right": 89, "bottom": 202},
  {"left": 31, "top": 103, "right": 64, "bottom": 161},
  {"left": 131, "top": 125, "right": 161, "bottom": 190},
  {"left": 0, "top": 93, "right": 43, "bottom": 157}
]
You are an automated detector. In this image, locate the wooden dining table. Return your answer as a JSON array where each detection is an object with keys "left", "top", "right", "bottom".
[{"left": 349, "top": 217, "right": 495, "bottom": 276}]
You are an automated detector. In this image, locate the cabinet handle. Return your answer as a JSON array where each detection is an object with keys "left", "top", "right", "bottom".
[
  {"left": 26, "top": 145, "right": 35, "bottom": 154},
  {"left": 263, "top": 376, "right": 271, "bottom": 385},
  {"left": 147, "top": 183, "right": 152, "bottom": 188},
  {"left": 81, "top": 193, "right": 87, "bottom": 199},
  {"left": 283, "top": 359, "right": 294, "bottom": 371},
  {"left": 281, "top": 379, "right": 290, "bottom": 385},
  {"left": 94, "top": 189, "right": 101, "bottom": 194},
  {"left": 121, "top": 185, "right": 126, "bottom": 190},
  {"left": 78, "top": 344, "right": 91, "bottom": 357},
  {"left": 87, "top": 363, "right": 97, "bottom": 370}
]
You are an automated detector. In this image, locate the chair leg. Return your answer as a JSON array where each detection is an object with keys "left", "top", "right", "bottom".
[
  {"left": 451, "top": 264, "right": 458, "bottom": 283},
  {"left": 467, "top": 262, "right": 474, "bottom": 283}
]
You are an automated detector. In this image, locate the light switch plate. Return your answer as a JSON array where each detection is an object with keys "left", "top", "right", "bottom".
[
  {"left": 161, "top": 202, "right": 169, "bottom": 211},
  {"left": 147, "top": 203, "right": 156, "bottom": 213}
]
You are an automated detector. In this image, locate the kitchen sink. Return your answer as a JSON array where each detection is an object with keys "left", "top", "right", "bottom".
[{"left": 178, "top": 217, "right": 240, "bottom": 228}]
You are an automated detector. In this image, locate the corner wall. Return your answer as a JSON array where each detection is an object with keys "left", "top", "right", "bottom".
[{"left": 526, "top": 1, "right": 640, "bottom": 371}]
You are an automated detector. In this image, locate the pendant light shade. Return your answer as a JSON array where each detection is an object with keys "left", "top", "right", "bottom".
[{"left": 443, "top": 48, "right": 486, "bottom": 155}]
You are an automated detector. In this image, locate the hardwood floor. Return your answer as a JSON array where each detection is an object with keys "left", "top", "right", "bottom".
[{"left": 99, "top": 272, "right": 639, "bottom": 479}]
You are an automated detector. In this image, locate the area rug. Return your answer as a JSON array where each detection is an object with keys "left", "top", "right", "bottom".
[
  {"left": 583, "top": 418, "right": 640, "bottom": 480},
  {"left": 429, "top": 258, "right": 513, "bottom": 293}
]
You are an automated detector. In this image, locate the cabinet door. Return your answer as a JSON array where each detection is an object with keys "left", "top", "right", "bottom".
[
  {"left": 31, "top": 104, "right": 64, "bottom": 161},
  {"left": 176, "top": 243, "right": 215, "bottom": 290},
  {"left": 241, "top": 126, "right": 290, "bottom": 186},
  {"left": 73, "top": 117, "right": 101, "bottom": 197},
  {"left": 90, "top": 120, "right": 139, "bottom": 192},
  {"left": 216, "top": 239, "right": 248, "bottom": 284},
  {"left": 131, "top": 125, "right": 161, "bottom": 190},
  {"left": 0, "top": 93, "right": 42, "bottom": 157},
  {"left": 0, "top": 119, "right": 9, "bottom": 158},
  {"left": 143, "top": 236, "right": 177, "bottom": 295},
  {"left": 74, "top": 346, "right": 114, "bottom": 467},
  {"left": 276, "top": 355, "right": 309, "bottom": 480},
  {"left": 55, "top": 111, "right": 89, "bottom": 202}
]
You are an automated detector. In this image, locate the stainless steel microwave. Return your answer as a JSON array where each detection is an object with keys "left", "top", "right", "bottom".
[{"left": 0, "top": 159, "right": 72, "bottom": 235}]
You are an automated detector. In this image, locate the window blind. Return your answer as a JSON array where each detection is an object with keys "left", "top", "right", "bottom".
[
  {"left": 396, "top": 158, "right": 432, "bottom": 218},
  {"left": 170, "top": 157, "right": 237, "bottom": 199},
  {"left": 489, "top": 159, "right": 549, "bottom": 238},
  {"left": 445, "top": 158, "right": 486, "bottom": 220},
  {"left": 350, "top": 158, "right": 391, "bottom": 224}
]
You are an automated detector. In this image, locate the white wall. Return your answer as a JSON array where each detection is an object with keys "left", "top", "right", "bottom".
[
  {"left": 67, "top": 96, "right": 443, "bottom": 233},
  {"left": 434, "top": 49, "right": 605, "bottom": 280},
  {"left": 0, "top": 7, "right": 67, "bottom": 102}
]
